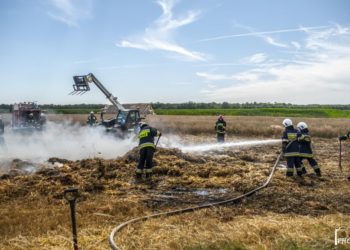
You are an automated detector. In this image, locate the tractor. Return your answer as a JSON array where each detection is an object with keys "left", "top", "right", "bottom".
[{"left": 70, "top": 73, "right": 142, "bottom": 137}]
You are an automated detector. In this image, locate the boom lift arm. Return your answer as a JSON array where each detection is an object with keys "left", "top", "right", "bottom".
[
  {"left": 71, "top": 73, "right": 126, "bottom": 111},
  {"left": 70, "top": 73, "right": 142, "bottom": 136}
]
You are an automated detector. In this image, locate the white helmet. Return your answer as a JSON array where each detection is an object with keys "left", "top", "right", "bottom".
[
  {"left": 90, "top": 111, "right": 94, "bottom": 114},
  {"left": 297, "top": 122, "right": 308, "bottom": 130},
  {"left": 139, "top": 122, "right": 148, "bottom": 128},
  {"left": 282, "top": 118, "right": 293, "bottom": 127}
]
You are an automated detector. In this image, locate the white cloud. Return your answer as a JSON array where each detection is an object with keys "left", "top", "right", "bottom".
[
  {"left": 198, "top": 24, "right": 330, "bottom": 49},
  {"left": 197, "top": 72, "right": 231, "bottom": 81},
  {"left": 47, "top": 0, "right": 92, "bottom": 27},
  {"left": 245, "top": 53, "right": 267, "bottom": 64},
  {"left": 196, "top": 71, "right": 259, "bottom": 82},
  {"left": 233, "top": 22, "right": 289, "bottom": 48},
  {"left": 263, "top": 36, "right": 289, "bottom": 48},
  {"left": 291, "top": 41, "right": 301, "bottom": 49},
  {"left": 200, "top": 24, "right": 350, "bottom": 104},
  {"left": 203, "top": 58, "right": 350, "bottom": 104},
  {"left": 117, "top": 0, "right": 206, "bottom": 61}
]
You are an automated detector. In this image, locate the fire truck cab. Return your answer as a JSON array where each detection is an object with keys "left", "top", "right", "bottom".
[{"left": 11, "top": 102, "right": 46, "bottom": 131}]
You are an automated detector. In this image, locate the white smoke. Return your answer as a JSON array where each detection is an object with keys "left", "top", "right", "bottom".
[
  {"left": 0, "top": 121, "right": 136, "bottom": 164},
  {"left": 0, "top": 121, "right": 280, "bottom": 173}
]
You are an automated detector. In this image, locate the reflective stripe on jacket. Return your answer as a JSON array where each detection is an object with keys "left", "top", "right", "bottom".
[
  {"left": 282, "top": 126, "right": 300, "bottom": 157},
  {"left": 298, "top": 129, "right": 313, "bottom": 158},
  {"left": 215, "top": 120, "right": 226, "bottom": 134},
  {"left": 138, "top": 126, "right": 159, "bottom": 149}
]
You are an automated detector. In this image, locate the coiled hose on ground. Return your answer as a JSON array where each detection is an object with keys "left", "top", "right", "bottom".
[{"left": 109, "top": 153, "right": 282, "bottom": 250}]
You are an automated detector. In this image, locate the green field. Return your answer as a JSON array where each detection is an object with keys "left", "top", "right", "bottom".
[
  {"left": 46, "top": 107, "right": 350, "bottom": 118},
  {"left": 2, "top": 105, "right": 350, "bottom": 118},
  {"left": 154, "top": 108, "right": 350, "bottom": 118}
]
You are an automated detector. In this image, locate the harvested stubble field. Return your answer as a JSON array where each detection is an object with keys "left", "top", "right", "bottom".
[
  {"left": 2, "top": 114, "right": 348, "bottom": 138},
  {"left": 0, "top": 115, "right": 350, "bottom": 250},
  {"left": 147, "top": 115, "right": 350, "bottom": 138}
]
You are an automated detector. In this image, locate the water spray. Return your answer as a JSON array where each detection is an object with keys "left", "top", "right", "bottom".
[{"left": 171, "top": 139, "right": 280, "bottom": 153}]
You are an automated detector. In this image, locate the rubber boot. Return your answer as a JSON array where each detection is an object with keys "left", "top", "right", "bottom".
[
  {"left": 315, "top": 168, "right": 321, "bottom": 177},
  {"left": 286, "top": 172, "right": 293, "bottom": 177},
  {"left": 135, "top": 173, "right": 142, "bottom": 180},
  {"left": 145, "top": 173, "right": 152, "bottom": 179},
  {"left": 302, "top": 167, "right": 307, "bottom": 175}
]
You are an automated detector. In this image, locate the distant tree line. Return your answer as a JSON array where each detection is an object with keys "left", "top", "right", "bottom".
[
  {"left": 152, "top": 102, "right": 350, "bottom": 110},
  {"left": 1, "top": 102, "right": 350, "bottom": 113}
]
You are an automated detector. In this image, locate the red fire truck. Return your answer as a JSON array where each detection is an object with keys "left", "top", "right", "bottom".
[{"left": 11, "top": 102, "right": 46, "bottom": 131}]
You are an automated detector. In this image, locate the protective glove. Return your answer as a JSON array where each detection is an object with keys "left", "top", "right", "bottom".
[
  {"left": 280, "top": 154, "right": 286, "bottom": 161},
  {"left": 339, "top": 135, "right": 347, "bottom": 141},
  {"left": 282, "top": 144, "right": 287, "bottom": 153}
]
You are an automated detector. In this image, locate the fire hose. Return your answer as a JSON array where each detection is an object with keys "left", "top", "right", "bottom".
[
  {"left": 155, "top": 134, "right": 161, "bottom": 149},
  {"left": 339, "top": 139, "right": 343, "bottom": 174},
  {"left": 109, "top": 153, "right": 283, "bottom": 250}
]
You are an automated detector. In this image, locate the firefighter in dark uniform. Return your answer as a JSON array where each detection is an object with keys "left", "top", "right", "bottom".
[
  {"left": 87, "top": 111, "right": 98, "bottom": 126},
  {"left": 0, "top": 115, "right": 5, "bottom": 146},
  {"left": 39, "top": 113, "right": 47, "bottom": 127},
  {"left": 136, "top": 122, "right": 161, "bottom": 179},
  {"left": 27, "top": 113, "right": 35, "bottom": 125},
  {"left": 0, "top": 115, "right": 4, "bottom": 135},
  {"left": 215, "top": 115, "right": 226, "bottom": 143},
  {"left": 339, "top": 131, "right": 350, "bottom": 180},
  {"left": 297, "top": 122, "right": 321, "bottom": 176},
  {"left": 282, "top": 118, "right": 303, "bottom": 177}
]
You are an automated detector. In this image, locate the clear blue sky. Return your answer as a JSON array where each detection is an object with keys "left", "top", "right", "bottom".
[{"left": 0, "top": 0, "right": 349, "bottom": 104}]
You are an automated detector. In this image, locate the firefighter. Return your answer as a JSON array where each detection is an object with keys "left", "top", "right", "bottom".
[
  {"left": 339, "top": 131, "right": 350, "bottom": 180},
  {"left": 136, "top": 122, "right": 161, "bottom": 180},
  {"left": 297, "top": 122, "right": 321, "bottom": 176},
  {"left": 39, "top": 113, "right": 46, "bottom": 126},
  {"left": 339, "top": 131, "right": 350, "bottom": 141},
  {"left": 0, "top": 115, "right": 4, "bottom": 135},
  {"left": 26, "top": 112, "right": 35, "bottom": 126},
  {"left": 0, "top": 115, "right": 4, "bottom": 146},
  {"left": 282, "top": 118, "right": 303, "bottom": 177},
  {"left": 215, "top": 115, "right": 226, "bottom": 143},
  {"left": 87, "top": 111, "right": 98, "bottom": 126}
]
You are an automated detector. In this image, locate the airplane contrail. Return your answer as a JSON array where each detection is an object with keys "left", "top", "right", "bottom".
[{"left": 198, "top": 25, "right": 330, "bottom": 42}]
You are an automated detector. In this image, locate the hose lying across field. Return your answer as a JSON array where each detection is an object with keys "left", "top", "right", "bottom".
[{"left": 109, "top": 153, "right": 282, "bottom": 250}]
